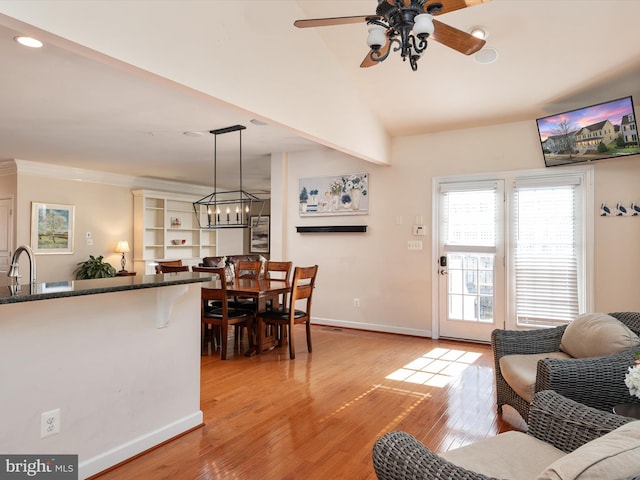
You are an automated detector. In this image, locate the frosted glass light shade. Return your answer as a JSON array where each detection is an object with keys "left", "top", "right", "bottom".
[
  {"left": 367, "top": 26, "right": 387, "bottom": 49},
  {"left": 413, "top": 14, "right": 434, "bottom": 36}
]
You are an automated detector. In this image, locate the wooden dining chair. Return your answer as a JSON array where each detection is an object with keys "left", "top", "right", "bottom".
[
  {"left": 157, "top": 264, "right": 189, "bottom": 273},
  {"left": 155, "top": 260, "right": 183, "bottom": 273},
  {"left": 234, "top": 260, "right": 261, "bottom": 279},
  {"left": 230, "top": 260, "right": 262, "bottom": 311},
  {"left": 263, "top": 261, "right": 293, "bottom": 334},
  {"left": 256, "top": 265, "right": 318, "bottom": 359},
  {"left": 201, "top": 268, "right": 253, "bottom": 360}
]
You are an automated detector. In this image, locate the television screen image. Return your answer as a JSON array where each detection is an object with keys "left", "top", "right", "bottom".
[{"left": 536, "top": 96, "right": 639, "bottom": 167}]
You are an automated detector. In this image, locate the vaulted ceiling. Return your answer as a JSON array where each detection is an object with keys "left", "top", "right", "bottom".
[{"left": 1, "top": 1, "right": 639, "bottom": 191}]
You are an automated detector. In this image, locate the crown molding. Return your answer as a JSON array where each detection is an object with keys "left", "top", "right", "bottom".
[
  {"left": 11, "top": 159, "right": 213, "bottom": 196},
  {"left": 0, "top": 160, "right": 18, "bottom": 176}
]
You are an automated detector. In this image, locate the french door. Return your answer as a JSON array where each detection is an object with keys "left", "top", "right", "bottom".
[{"left": 436, "top": 181, "right": 504, "bottom": 342}]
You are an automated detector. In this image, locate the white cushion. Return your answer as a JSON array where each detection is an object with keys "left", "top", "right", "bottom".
[
  {"left": 536, "top": 420, "right": 640, "bottom": 480},
  {"left": 560, "top": 313, "right": 640, "bottom": 358},
  {"left": 442, "top": 431, "right": 566, "bottom": 480},
  {"left": 499, "top": 352, "right": 571, "bottom": 402}
]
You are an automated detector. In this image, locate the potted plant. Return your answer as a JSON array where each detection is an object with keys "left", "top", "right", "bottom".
[{"left": 74, "top": 255, "right": 117, "bottom": 279}]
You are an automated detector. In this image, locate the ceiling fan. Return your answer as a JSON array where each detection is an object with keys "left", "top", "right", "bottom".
[{"left": 294, "top": 0, "right": 490, "bottom": 71}]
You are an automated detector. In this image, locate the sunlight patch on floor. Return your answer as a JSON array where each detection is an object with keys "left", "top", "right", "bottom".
[{"left": 386, "top": 348, "right": 482, "bottom": 387}]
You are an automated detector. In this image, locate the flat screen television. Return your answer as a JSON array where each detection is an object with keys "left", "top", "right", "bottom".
[{"left": 536, "top": 96, "right": 639, "bottom": 167}]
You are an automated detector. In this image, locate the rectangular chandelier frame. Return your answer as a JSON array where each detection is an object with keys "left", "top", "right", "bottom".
[{"left": 193, "top": 124, "right": 267, "bottom": 230}]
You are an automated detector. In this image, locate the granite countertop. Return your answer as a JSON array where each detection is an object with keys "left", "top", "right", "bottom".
[{"left": 0, "top": 272, "right": 215, "bottom": 305}]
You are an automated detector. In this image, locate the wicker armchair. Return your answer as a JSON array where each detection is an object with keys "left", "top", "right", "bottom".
[
  {"left": 492, "top": 311, "right": 640, "bottom": 421},
  {"left": 372, "top": 390, "right": 638, "bottom": 480}
]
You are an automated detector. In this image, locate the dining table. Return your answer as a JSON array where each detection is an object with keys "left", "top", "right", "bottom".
[{"left": 202, "top": 275, "right": 291, "bottom": 356}]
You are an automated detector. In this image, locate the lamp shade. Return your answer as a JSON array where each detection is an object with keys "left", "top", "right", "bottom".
[
  {"left": 115, "top": 240, "right": 130, "bottom": 253},
  {"left": 413, "top": 14, "right": 434, "bottom": 36},
  {"left": 367, "top": 26, "right": 387, "bottom": 49}
]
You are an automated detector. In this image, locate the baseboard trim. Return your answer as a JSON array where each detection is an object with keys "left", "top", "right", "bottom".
[
  {"left": 81, "top": 411, "right": 203, "bottom": 479},
  {"left": 311, "top": 317, "right": 431, "bottom": 338}
]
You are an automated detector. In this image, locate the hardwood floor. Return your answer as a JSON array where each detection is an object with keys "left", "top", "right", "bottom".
[{"left": 94, "top": 326, "right": 525, "bottom": 480}]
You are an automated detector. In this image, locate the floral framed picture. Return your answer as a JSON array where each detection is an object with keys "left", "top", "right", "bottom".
[
  {"left": 250, "top": 216, "right": 270, "bottom": 253},
  {"left": 298, "top": 172, "right": 368, "bottom": 216},
  {"left": 31, "top": 202, "right": 75, "bottom": 254}
]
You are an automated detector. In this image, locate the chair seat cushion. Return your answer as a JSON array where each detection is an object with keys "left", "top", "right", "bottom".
[
  {"left": 537, "top": 420, "right": 640, "bottom": 480},
  {"left": 441, "top": 431, "right": 566, "bottom": 480},
  {"left": 260, "top": 308, "right": 307, "bottom": 321},
  {"left": 204, "top": 308, "right": 251, "bottom": 320},
  {"left": 499, "top": 352, "right": 571, "bottom": 403},
  {"left": 560, "top": 313, "right": 640, "bottom": 358}
]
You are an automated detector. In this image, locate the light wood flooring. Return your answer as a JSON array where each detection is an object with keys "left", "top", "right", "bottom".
[{"left": 94, "top": 326, "right": 525, "bottom": 480}]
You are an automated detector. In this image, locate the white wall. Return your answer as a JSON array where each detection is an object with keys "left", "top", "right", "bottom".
[{"left": 283, "top": 120, "right": 640, "bottom": 335}]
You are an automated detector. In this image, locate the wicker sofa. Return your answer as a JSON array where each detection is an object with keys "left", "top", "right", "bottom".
[
  {"left": 372, "top": 390, "right": 640, "bottom": 480},
  {"left": 492, "top": 311, "right": 640, "bottom": 421}
]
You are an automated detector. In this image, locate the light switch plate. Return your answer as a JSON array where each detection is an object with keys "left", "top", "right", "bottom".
[{"left": 407, "top": 240, "right": 423, "bottom": 250}]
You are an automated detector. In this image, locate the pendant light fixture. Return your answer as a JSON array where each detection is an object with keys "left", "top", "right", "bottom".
[{"left": 193, "top": 124, "right": 266, "bottom": 229}]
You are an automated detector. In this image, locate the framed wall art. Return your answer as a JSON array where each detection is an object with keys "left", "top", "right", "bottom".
[
  {"left": 250, "top": 216, "right": 270, "bottom": 253},
  {"left": 298, "top": 172, "right": 368, "bottom": 217},
  {"left": 31, "top": 202, "right": 75, "bottom": 254}
]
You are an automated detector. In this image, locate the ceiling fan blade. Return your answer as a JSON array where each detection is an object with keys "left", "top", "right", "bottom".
[
  {"left": 424, "top": 0, "right": 491, "bottom": 15},
  {"left": 294, "top": 15, "right": 374, "bottom": 28},
  {"left": 431, "top": 19, "right": 486, "bottom": 55}
]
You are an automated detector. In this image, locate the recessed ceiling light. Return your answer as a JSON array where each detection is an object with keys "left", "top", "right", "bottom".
[
  {"left": 250, "top": 119, "right": 267, "bottom": 126},
  {"left": 14, "top": 36, "right": 43, "bottom": 48},
  {"left": 469, "top": 26, "right": 488, "bottom": 40},
  {"left": 183, "top": 131, "right": 205, "bottom": 137},
  {"left": 474, "top": 47, "right": 499, "bottom": 65}
]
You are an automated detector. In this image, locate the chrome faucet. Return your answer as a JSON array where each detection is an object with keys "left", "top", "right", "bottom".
[{"left": 8, "top": 245, "right": 37, "bottom": 284}]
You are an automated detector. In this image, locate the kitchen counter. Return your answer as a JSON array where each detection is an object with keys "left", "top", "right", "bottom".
[
  {"left": 0, "top": 271, "right": 212, "bottom": 478},
  {"left": 0, "top": 272, "right": 214, "bottom": 304}
]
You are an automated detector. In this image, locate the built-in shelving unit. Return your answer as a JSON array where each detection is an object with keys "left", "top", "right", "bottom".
[{"left": 133, "top": 190, "right": 217, "bottom": 274}]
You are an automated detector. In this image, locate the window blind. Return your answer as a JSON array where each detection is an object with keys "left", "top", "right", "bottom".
[{"left": 513, "top": 183, "right": 579, "bottom": 326}]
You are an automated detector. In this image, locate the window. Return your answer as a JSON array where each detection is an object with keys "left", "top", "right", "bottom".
[{"left": 512, "top": 174, "right": 588, "bottom": 326}]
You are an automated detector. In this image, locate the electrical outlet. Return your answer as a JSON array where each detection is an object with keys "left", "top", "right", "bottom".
[
  {"left": 41, "top": 409, "right": 60, "bottom": 438},
  {"left": 353, "top": 298, "right": 360, "bottom": 308}
]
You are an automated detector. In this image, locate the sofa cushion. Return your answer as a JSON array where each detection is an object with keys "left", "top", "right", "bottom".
[
  {"left": 441, "top": 431, "right": 566, "bottom": 480},
  {"left": 499, "top": 352, "right": 571, "bottom": 403},
  {"left": 536, "top": 420, "right": 640, "bottom": 480},
  {"left": 560, "top": 313, "right": 640, "bottom": 359}
]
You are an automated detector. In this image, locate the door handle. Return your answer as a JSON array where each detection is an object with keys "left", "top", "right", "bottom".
[{"left": 440, "top": 269, "right": 448, "bottom": 275}]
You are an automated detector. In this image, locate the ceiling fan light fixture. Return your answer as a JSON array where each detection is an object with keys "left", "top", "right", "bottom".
[
  {"left": 413, "top": 14, "right": 434, "bottom": 37},
  {"left": 366, "top": 25, "right": 387, "bottom": 49}
]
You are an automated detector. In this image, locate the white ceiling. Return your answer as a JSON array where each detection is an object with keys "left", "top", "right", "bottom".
[{"left": 1, "top": 1, "right": 639, "bottom": 192}]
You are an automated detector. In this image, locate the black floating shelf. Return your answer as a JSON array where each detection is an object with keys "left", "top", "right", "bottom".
[{"left": 296, "top": 225, "right": 367, "bottom": 233}]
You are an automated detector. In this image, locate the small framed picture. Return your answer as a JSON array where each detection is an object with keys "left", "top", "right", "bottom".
[
  {"left": 250, "top": 216, "right": 270, "bottom": 253},
  {"left": 31, "top": 202, "right": 75, "bottom": 254},
  {"left": 170, "top": 217, "right": 182, "bottom": 228}
]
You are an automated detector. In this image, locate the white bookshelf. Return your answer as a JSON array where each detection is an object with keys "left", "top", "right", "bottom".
[{"left": 132, "top": 190, "right": 217, "bottom": 274}]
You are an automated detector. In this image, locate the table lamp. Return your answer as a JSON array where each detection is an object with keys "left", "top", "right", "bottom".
[{"left": 115, "top": 240, "right": 130, "bottom": 273}]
